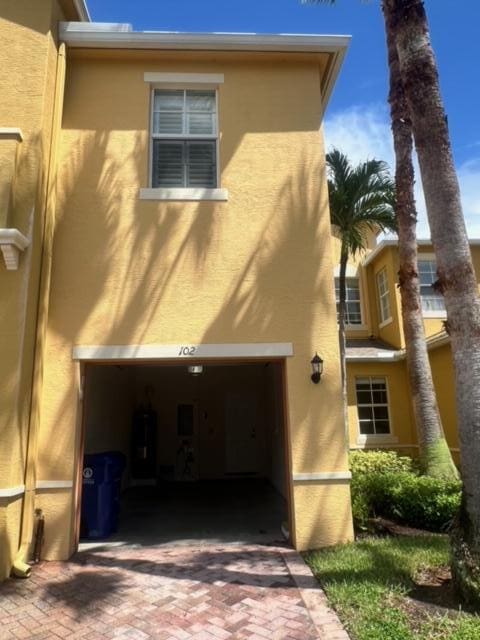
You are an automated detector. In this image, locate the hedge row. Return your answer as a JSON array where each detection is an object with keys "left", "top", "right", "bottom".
[{"left": 350, "top": 450, "right": 461, "bottom": 532}]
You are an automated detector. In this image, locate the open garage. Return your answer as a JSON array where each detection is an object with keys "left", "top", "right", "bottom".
[{"left": 77, "top": 360, "right": 291, "bottom": 548}]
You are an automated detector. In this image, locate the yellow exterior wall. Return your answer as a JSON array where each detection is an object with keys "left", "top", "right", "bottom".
[
  {"left": 366, "top": 248, "right": 404, "bottom": 348},
  {"left": 330, "top": 231, "right": 374, "bottom": 339},
  {"left": 32, "top": 50, "right": 352, "bottom": 559},
  {"left": 0, "top": 0, "right": 68, "bottom": 580},
  {"left": 343, "top": 242, "right": 480, "bottom": 462},
  {"left": 429, "top": 343, "right": 459, "bottom": 452},
  {"left": 347, "top": 361, "right": 417, "bottom": 454}
]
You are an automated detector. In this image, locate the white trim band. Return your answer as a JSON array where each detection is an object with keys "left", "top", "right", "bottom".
[
  {"left": 60, "top": 25, "right": 350, "bottom": 54},
  {"left": 73, "top": 342, "right": 294, "bottom": 361},
  {"left": 139, "top": 188, "right": 228, "bottom": 202},
  {"left": 0, "top": 228, "right": 30, "bottom": 270},
  {"left": 346, "top": 352, "right": 402, "bottom": 363},
  {"left": 0, "top": 127, "right": 23, "bottom": 142},
  {"left": 293, "top": 471, "right": 351, "bottom": 483},
  {"left": 0, "top": 485, "right": 25, "bottom": 499},
  {"left": 36, "top": 480, "right": 73, "bottom": 490},
  {"left": 144, "top": 72, "right": 224, "bottom": 84}
]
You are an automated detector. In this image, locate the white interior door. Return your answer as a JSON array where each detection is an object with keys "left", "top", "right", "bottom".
[{"left": 225, "top": 392, "right": 260, "bottom": 474}]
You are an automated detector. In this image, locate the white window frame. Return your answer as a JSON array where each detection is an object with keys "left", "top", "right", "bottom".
[
  {"left": 335, "top": 276, "right": 363, "bottom": 327},
  {"left": 376, "top": 267, "right": 392, "bottom": 327},
  {"left": 140, "top": 73, "right": 228, "bottom": 201},
  {"left": 355, "top": 376, "right": 393, "bottom": 440},
  {"left": 418, "top": 254, "right": 446, "bottom": 318}
]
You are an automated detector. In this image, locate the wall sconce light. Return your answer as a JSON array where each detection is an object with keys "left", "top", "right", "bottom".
[
  {"left": 188, "top": 365, "right": 203, "bottom": 376},
  {"left": 310, "top": 353, "right": 323, "bottom": 384}
]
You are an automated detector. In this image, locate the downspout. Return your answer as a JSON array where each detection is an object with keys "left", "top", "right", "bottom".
[{"left": 12, "top": 42, "right": 66, "bottom": 578}]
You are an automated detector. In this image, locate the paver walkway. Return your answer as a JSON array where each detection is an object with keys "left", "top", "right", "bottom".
[{"left": 0, "top": 544, "right": 349, "bottom": 640}]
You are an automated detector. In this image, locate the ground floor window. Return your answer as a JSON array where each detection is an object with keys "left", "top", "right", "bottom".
[{"left": 355, "top": 376, "right": 390, "bottom": 435}]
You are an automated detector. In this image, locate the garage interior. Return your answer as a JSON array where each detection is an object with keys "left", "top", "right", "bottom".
[{"left": 79, "top": 360, "right": 290, "bottom": 548}]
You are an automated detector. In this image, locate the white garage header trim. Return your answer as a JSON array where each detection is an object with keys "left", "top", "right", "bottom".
[{"left": 72, "top": 342, "right": 294, "bottom": 361}]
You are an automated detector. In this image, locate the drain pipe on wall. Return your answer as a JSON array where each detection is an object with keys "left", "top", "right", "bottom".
[{"left": 12, "top": 43, "right": 66, "bottom": 578}]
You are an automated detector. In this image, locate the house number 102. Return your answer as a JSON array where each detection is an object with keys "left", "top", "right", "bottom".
[{"left": 178, "top": 346, "right": 197, "bottom": 356}]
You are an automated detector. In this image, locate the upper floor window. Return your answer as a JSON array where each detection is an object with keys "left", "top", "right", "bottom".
[
  {"left": 335, "top": 277, "right": 362, "bottom": 325},
  {"left": 418, "top": 259, "right": 445, "bottom": 314},
  {"left": 376, "top": 268, "right": 391, "bottom": 324},
  {"left": 355, "top": 377, "right": 391, "bottom": 435},
  {"left": 151, "top": 89, "right": 217, "bottom": 189}
]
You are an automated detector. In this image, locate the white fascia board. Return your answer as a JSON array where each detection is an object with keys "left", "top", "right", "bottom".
[
  {"left": 346, "top": 351, "right": 404, "bottom": 363},
  {"left": 60, "top": 24, "right": 350, "bottom": 54},
  {"left": 72, "top": 342, "right": 294, "bottom": 361},
  {"left": 319, "top": 46, "right": 347, "bottom": 118},
  {"left": 73, "top": 0, "right": 91, "bottom": 22}
]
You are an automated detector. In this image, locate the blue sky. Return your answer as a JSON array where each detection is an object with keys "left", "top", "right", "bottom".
[{"left": 85, "top": 0, "right": 480, "bottom": 236}]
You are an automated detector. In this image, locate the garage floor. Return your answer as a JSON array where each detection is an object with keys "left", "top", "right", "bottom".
[{"left": 80, "top": 479, "right": 288, "bottom": 551}]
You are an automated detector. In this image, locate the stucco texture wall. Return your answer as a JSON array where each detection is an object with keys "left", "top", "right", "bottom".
[
  {"left": 0, "top": 0, "right": 65, "bottom": 579},
  {"left": 36, "top": 50, "right": 353, "bottom": 557},
  {"left": 429, "top": 343, "right": 459, "bottom": 452},
  {"left": 347, "top": 361, "right": 417, "bottom": 452}
]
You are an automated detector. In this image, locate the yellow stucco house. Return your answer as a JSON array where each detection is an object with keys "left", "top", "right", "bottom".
[
  {"left": 0, "top": 0, "right": 356, "bottom": 579},
  {"left": 338, "top": 236, "right": 480, "bottom": 462}
]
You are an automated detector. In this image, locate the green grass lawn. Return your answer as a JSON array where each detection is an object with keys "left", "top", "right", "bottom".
[{"left": 305, "top": 536, "right": 480, "bottom": 640}]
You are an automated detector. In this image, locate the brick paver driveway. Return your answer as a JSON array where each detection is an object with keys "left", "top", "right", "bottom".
[{"left": 0, "top": 544, "right": 348, "bottom": 640}]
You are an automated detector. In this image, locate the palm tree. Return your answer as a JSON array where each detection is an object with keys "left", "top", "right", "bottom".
[
  {"left": 326, "top": 149, "right": 396, "bottom": 441},
  {"left": 383, "top": 6, "right": 457, "bottom": 480},
  {"left": 304, "top": 0, "right": 480, "bottom": 603},
  {"left": 385, "top": 0, "right": 480, "bottom": 602}
]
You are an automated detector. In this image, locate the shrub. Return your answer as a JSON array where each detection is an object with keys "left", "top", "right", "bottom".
[
  {"left": 349, "top": 450, "right": 414, "bottom": 475},
  {"left": 349, "top": 450, "right": 461, "bottom": 532},
  {"left": 383, "top": 473, "right": 461, "bottom": 531}
]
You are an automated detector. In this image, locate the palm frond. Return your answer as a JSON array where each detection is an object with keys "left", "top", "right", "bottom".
[{"left": 326, "top": 147, "right": 397, "bottom": 256}]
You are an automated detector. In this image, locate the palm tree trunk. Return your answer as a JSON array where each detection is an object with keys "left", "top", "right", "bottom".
[
  {"left": 338, "top": 243, "right": 349, "bottom": 447},
  {"left": 382, "top": 3, "right": 457, "bottom": 479},
  {"left": 386, "top": 0, "right": 480, "bottom": 602}
]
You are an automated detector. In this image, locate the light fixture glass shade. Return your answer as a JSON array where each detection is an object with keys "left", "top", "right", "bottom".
[
  {"left": 310, "top": 353, "right": 323, "bottom": 383},
  {"left": 188, "top": 365, "right": 203, "bottom": 376}
]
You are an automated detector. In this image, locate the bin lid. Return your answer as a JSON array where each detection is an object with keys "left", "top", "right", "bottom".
[{"left": 83, "top": 451, "right": 126, "bottom": 469}]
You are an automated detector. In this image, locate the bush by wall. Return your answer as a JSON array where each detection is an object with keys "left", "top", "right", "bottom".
[{"left": 350, "top": 450, "right": 461, "bottom": 532}]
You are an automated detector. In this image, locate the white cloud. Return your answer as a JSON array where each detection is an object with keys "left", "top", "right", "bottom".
[{"left": 324, "top": 104, "right": 480, "bottom": 239}]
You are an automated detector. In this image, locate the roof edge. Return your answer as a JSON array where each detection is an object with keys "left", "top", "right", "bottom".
[
  {"left": 73, "top": 0, "right": 91, "bottom": 22},
  {"left": 59, "top": 24, "right": 351, "bottom": 54},
  {"left": 59, "top": 24, "right": 349, "bottom": 115},
  {"left": 363, "top": 237, "right": 480, "bottom": 267}
]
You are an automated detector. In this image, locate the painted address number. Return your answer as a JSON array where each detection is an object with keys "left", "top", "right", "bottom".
[{"left": 178, "top": 346, "right": 197, "bottom": 356}]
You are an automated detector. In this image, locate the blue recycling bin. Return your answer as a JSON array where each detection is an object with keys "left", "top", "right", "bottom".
[{"left": 80, "top": 451, "right": 126, "bottom": 539}]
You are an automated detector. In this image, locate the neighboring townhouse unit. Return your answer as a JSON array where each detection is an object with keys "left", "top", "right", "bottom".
[
  {"left": 333, "top": 235, "right": 480, "bottom": 459},
  {"left": 0, "top": 0, "right": 353, "bottom": 579}
]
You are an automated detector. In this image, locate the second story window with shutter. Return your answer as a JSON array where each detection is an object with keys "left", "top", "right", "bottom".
[{"left": 151, "top": 89, "right": 217, "bottom": 188}]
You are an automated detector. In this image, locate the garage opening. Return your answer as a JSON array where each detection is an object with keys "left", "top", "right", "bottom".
[{"left": 77, "top": 360, "right": 291, "bottom": 548}]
